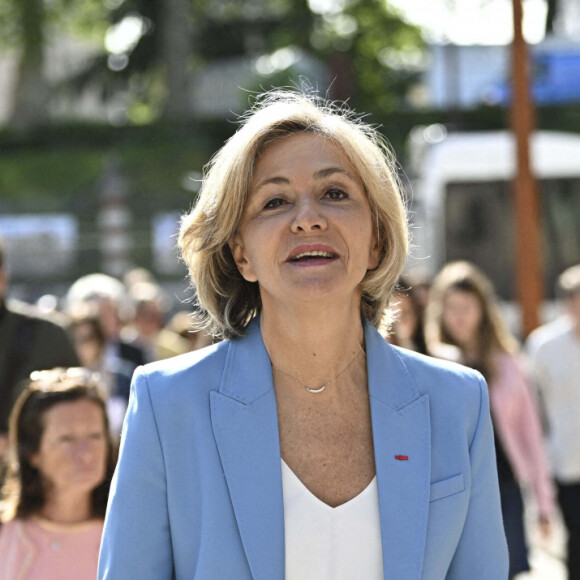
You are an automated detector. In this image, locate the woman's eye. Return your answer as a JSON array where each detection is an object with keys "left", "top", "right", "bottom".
[
  {"left": 263, "top": 197, "right": 286, "bottom": 210},
  {"left": 325, "top": 187, "right": 348, "bottom": 200}
]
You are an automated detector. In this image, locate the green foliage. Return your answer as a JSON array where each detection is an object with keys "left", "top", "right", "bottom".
[
  {"left": 65, "top": 0, "right": 422, "bottom": 119},
  {"left": 52, "top": 0, "right": 110, "bottom": 39},
  {"left": 1, "top": 0, "right": 424, "bottom": 126},
  {"left": 0, "top": 0, "right": 21, "bottom": 46},
  {"left": 0, "top": 116, "right": 228, "bottom": 179},
  {"left": 0, "top": 0, "right": 110, "bottom": 48},
  {"left": 307, "top": 0, "right": 424, "bottom": 113},
  {"left": 0, "top": 149, "right": 102, "bottom": 200}
]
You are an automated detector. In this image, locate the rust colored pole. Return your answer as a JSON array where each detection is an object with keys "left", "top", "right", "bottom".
[{"left": 511, "top": 0, "right": 543, "bottom": 337}]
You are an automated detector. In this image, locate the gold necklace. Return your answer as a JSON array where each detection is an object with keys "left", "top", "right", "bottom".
[{"left": 272, "top": 349, "right": 364, "bottom": 394}]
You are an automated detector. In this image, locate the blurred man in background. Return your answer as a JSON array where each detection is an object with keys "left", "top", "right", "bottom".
[
  {"left": 526, "top": 264, "right": 580, "bottom": 580},
  {"left": 65, "top": 273, "right": 145, "bottom": 372},
  {"left": 0, "top": 238, "right": 79, "bottom": 458},
  {"left": 121, "top": 281, "right": 189, "bottom": 362}
]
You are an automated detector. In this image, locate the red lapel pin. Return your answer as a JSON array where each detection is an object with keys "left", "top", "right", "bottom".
[{"left": 395, "top": 455, "right": 409, "bottom": 461}]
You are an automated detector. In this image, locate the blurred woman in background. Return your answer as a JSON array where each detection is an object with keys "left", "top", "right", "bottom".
[
  {"left": 424, "top": 261, "right": 555, "bottom": 579},
  {"left": 0, "top": 367, "right": 115, "bottom": 579},
  {"left": 166, "top": 310, "right": 214, "bottom": 352},
  {"left": 384, "top": 277, "right": 428, "bottom": 354}
]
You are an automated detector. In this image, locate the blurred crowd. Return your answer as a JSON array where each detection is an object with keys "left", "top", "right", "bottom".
[
  {"left": 1, "top": 226, "right": 580, "bottom": 579},
  {"left": 385, "top": 261, "right": 580, "bottom": 580},
  {"left": 0, "top": 238, "right": 214, "bottom": 577}
]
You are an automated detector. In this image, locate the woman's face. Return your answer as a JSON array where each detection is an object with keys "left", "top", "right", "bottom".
[
  {"left": 230, "top": 132, "right": 379, "bottom": 311},
  {"left": 442, "top": 289, "right": 483, "bottom": 348},
  {"left": 30, "top": 398, "right": 108, "bottom": 499},
  {"left": 394, "top": 293, "right": 418, "bottom": 342},
  {"left": 72, "top": 322, "right": 103, "bottom": 369}
]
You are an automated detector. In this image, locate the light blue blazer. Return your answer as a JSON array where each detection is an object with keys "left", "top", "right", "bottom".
[{"left": 98, "top": 318, "right": 508, "bottom": 579}]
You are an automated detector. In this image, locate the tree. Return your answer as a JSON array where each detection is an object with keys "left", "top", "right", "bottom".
[
  {"left": 65, "top": 0, "right": 195, "bottom": 122},
  {"left": 0, "top": 0, "right": 110, "bottom": 131},
  {"left": 193, "top": 0, "right": 423, "bottom": 114},
  {"left": 3, "top": 0, "right": 49, "bottom": 131},
  {"left": 161, "top": 0, "right": 193, "bottom": 119},
  {"left": 1, "top": 0, "right": 422, "bottom": 128},
  {"left": 308, "top": 0, "right": 424, "bottom": 113}
]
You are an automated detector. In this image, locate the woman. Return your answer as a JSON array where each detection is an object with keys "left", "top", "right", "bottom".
[
  {"left": 424, "top": 261, "right": 555, "bottom": 578},
  {"left": 0, "top": 367, "right": 115, "bottom": 579},
  {"left": 166, "top": 310, "right": 214, "bottom": 352},
  {"left": 384, "top": 277, "right": 428, "bottom": 354},
  {"left": 99, "top": 91, "right": 508, "bottom": 579}
]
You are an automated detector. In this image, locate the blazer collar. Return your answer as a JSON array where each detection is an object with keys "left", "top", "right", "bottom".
[
  {"left": 212, "top": 317, "right": 431, "bottom": 580},
  {"left": 217, "top": 316, "right": 273, "bottom": 403},
  {"left": 211, "top": 317, "right": 284, "bottom": 580},
  {"left": 364, "top": 318, "right": 421, "bottom": 408}
]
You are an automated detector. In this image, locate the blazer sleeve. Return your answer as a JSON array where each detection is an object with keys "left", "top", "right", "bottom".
[
  {"left": 98, "top": 367, "right": 174, "bottom": 579},
  {"left": 446, "top": 375, "right": 509, "bottom": 579}
]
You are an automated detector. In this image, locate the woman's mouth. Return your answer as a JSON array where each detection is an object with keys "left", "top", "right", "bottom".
[{"left": 290, "top": 250, "right": 335, "bottom": 262}]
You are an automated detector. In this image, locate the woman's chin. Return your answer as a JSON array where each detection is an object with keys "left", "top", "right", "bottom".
[{"left": 263, "top": 282, "right": 362, "bottom": 312}]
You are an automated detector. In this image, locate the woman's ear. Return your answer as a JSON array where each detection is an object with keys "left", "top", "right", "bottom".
[
  {"left": 367, "top": 236, "right": 381, "bottom": 271},
  {"left": 28, "top": 452, "right": 40, "bottom": 469},
  {"left": 228, "top": 235, "right": 258, "bottom": 282}
]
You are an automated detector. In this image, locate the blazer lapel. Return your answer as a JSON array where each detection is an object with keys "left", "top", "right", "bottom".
[
  {"left": 365, "top": 322, "right": 431, "bottom": 580},
  {"left": 210, "top": 319, "right": 285, "bottom": 580}
]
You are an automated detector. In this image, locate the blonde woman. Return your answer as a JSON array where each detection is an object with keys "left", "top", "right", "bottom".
[
  {"left": 99, "top": 92, "right": 508, "bottom": 579},
  {"left": 425, "top": 261, "right": 555, "bottom": 578}
]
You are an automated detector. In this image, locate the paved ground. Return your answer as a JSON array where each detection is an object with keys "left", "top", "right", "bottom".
[{"left": 516, "top": 495, "right": 567, "bottom": 579}]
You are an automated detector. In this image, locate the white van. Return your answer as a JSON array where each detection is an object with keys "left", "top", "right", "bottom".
[{"left": 406, "top": 126, "right": 580, "bottom": 322}]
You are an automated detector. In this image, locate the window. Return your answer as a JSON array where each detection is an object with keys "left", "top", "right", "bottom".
[{"left": 444, "top": 178, "right": 580, "bottom": 299}]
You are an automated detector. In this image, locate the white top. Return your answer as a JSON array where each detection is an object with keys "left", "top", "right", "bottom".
[
  {"left": 526, "top": 316, "right": 580, "bottom": 481},
  {"left": 281, "top": 459, "right": 384, "bottom": 580}
]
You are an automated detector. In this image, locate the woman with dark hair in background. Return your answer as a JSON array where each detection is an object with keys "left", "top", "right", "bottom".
[
  {"left": 424, "top": 261, "right": 555, "bottom": 579},
  {"left": 384, "top": 277, "right": 428, "bottom": 355},
  {"left": 0, "top": 367, "right": 115, "bottom": 579}
]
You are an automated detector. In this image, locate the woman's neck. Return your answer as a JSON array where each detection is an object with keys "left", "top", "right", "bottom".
[
  {"left": 260, "top": 299, "right": 366, "bottom": 388},
  {"left": 38, "top": 491, "right": 93, "bottom": 525},
  {"left": 457, "top": 336, "right": 479, "bottom": 360}
]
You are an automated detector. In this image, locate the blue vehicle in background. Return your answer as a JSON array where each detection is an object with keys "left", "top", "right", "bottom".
[
  {"left": 486, "top": 42, "right": 580, "bottom": 105},
  {"left": 533, "top": 49, "right": 580, "bottom": 104}
]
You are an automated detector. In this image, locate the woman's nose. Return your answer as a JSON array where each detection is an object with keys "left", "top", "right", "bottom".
[
  {"left": 74, "top": 440, "right": 93, "bottom": 460},
  {"left": 290, "top": 197, "right": 328, "bottom": 233}
]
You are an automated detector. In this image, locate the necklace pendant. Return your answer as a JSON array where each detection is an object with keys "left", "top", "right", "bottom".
[{"left": 304, "top": 384, "right": 326, "bottom": 394}]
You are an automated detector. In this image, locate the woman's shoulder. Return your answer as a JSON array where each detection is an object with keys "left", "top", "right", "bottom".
[
  {"left": 0, "top": 517, "right": 19, "bottom": 537},
  {"left": 390, "top": 347, "right": 488, "bottom": 444},
  {"left": 390, "top": 345, "right": 486, "bottom": 411},
  {"left": 129, "top": 339, "right": 230, "bottom": 399},
  {"left": 138, "top": 340, "right": 229, "bottom": 380},
  {"left": 392, "top": 345, "right": 483, "bottom": 386},
  {"left": 0, "top": 518, "right": 29, "bottom": 559}
]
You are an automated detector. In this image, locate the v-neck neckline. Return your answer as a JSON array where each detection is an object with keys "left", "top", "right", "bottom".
[{"left": 281, "top": 459, "right": 377, "bottom": 512}]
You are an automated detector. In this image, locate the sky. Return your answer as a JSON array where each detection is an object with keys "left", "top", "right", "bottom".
[{"left": 389, "top": 0, "right": 549, "bottom": 45}]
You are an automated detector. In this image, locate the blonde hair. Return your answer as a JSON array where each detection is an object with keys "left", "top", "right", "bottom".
[
  {"left": 424, "top": 261, "right": 518, "bottom": 380},
  {"left": 178, "top": 90, "right": 409, "bottom": 339}
]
